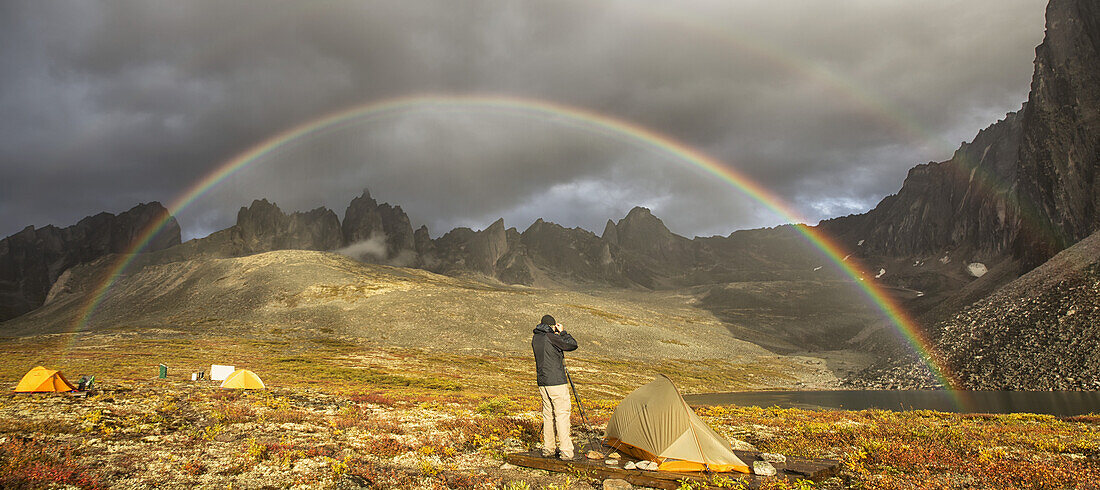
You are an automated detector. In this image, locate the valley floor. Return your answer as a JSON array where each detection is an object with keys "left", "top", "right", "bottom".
[{"left": 1, "top": 335, "right": 1099, "bottom": 489}]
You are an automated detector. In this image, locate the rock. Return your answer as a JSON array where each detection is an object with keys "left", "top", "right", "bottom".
[
  {"left": 235, "top": 199, "right": 342, "bottom": 253},
  {"left": 341, "top": 190, "right": 385, "bottom": 245},
  {"left": 499, "top": 463, "right": 516, "bottom": 470},
  {"left": 586, "top": 450, "right": 603, "bottom": 460},
  {"left": 605, "top": 459, "right": 619, "bottom": 466},
  {"left": 609, "top": 452, "right": 621, "bottom": 458},
  {"left": 753, "top": 461, "right": 777, "bottom": 476},
  {"left": 730, "top": 439, "right": 757, "bottom": 451},
  {"left": 819, "top": 109, "right": 1023, "bottom": 259},
  {"left": 0, "top": 202, "right": 180, "bottom": 321},
  {"left": 466, "top": 218, "right": 509, "bottom": 273},
  {"left": 931, "top": 230, "right": 1100, "bottom": 389},
  {"left": 502, "top": 438, "right": 523, "bottom": 452},
  {"left": 623, "top": 461, "right": 636, "bottom": 470},
  {"left": 341, "top": 190, "right": 418, "bottom": 264},
  {"left": 760, "top": 453, "right": 786, "bottom": 464},
  {"left": 610, "top": 207, "right": 694, "bottom": 267},
  {"left": 603, "top": 478, "right": 632, "bottom": 490},
  {"left": 1014, "top": 0, "right": 1100, "bottom": 269},
  {"left": 602, "top": 219, "right": 619, "bottom": 245}
]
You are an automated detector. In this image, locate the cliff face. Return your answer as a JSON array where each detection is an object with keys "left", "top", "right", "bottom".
[
  {"left": 234, "top": 199, "right": 342, "bottom": 253},
  {"left": 0, "top": 202, "right": 180, "bottom": 321},
  {"left": 1014, "top": 0, "right": 1100, "bottom": 268},
  {"left": 341, "top": 190, "right": 418, "bottom": 265},
  {"left": 821, "top": 111, "right": 1024, "bottom": 260}
]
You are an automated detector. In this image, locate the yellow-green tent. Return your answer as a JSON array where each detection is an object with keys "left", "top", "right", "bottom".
[
  {"left": 15, "top": 366, "right": 76, "bottom": 393},
  {"left": 220, "top": 369, "right": 265, "bottom": 390},
  {"left": 604, "top": 374, "right": 749, "bottom": 473}
]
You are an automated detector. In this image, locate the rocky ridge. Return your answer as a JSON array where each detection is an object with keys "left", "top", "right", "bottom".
[
  {"left": 821, "top": 110, "right": 1024, "bottom": 261},
  {"left": 0, "top": 202, "right": 179, "bottom": 321}
]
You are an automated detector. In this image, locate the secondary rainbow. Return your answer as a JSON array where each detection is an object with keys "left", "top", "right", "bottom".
[{"left": 73, "top": 94, "right": 960, "bottom": 389}]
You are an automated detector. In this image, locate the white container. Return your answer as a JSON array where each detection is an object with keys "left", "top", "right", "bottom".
[{"left": 210, "top": 365, "right": 235, "bottom": 381}]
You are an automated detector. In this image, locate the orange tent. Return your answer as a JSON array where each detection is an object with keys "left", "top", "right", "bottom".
[
  {"left": 15, "top": 366, "right": 76, "bottom": 393},
  {"left": 220, "top": 369, "right": 265, "bottom": 390}
]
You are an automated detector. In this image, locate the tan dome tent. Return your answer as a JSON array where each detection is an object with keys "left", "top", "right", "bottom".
[
  {"left": 604, "top": 374, "right": 749, "bottom": 473},
  {"left": 15, "top": 366, "right": 76, "bottom": 393},
  {"left": 220, "top": 369, "right": 266, "bottom": 390}
]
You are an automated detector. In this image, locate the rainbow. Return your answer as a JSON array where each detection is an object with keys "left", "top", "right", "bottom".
[{"left": 73, "top": 93, "right": 960, "bottom": 390}]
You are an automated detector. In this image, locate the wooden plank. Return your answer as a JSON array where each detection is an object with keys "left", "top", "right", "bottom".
[
  {"left": 504, "top": 450, "right": 840, "bottom": 489},
  {"left": 503, "top": 452, "right": 682, "bottom": 490}
]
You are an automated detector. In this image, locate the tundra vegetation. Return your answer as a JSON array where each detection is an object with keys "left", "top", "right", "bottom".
[{"left": 1, "top": 335, "right": 1098, "bottom": 489}]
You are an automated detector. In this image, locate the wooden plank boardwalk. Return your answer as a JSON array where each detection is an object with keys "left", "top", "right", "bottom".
[{"left": 504, "top": 444, "right": 840, "bottom": 489}]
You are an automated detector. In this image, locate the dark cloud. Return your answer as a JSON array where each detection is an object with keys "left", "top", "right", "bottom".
[{"left": 0, "top": 0, "right": 1048, "bottom": 240}]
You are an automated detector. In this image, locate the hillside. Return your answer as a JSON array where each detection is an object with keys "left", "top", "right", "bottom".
[
  {"left": 935, "top": 229, "right": 1100, "bottom": 390},
  {"left": 7, "top": 250, "right": 768, "bottom": 360}
]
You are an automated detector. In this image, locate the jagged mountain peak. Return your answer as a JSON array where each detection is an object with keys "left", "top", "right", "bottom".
[
  {"left": 485, "top": 217, "right": 506, "bottom": 232},
  {"left": 602, "top": 219, "right": 618, "bottom": 244},
  {"left": 0, "top": 201, "right": 181, "bottom": 321}
]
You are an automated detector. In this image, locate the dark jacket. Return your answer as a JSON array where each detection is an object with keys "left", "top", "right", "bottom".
[{"left": 532, "top": 323, "right": 578, "bottom": 386}]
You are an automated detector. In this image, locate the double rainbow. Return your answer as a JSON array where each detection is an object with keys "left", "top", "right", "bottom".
[{"left": 73, "top": 94, "right": 959, "bottom": 389}]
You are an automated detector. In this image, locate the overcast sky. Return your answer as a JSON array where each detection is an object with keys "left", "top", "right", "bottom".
[{"left": 0, "top": 0, "right": 1048, "bottom": 241}]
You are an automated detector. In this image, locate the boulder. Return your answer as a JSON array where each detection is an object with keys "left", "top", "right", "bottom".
[
  {"left": 761, "top": 453, "right": 786, "bottom": 464},
  {"left": 603, "top": 478, "right": 632, "bottom": 490},
  {"left": 753, "top": 460, "right": 777, "bottom": 476}
]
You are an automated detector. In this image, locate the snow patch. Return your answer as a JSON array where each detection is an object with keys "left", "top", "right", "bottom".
[
  {"left": 857, "top": 239, "right": 865, "bottom": 246},
  {"left": 915, "top": 291, "right": 925, "bottom": 297},
  {"left": 875, "top": 268, "right": 886, "bottom": 279},
  {"left": 812, "top": 266, "right": 822, "bottom": 272},
  {"left": 842, "top": 254, "right": 851, "bottom": 262},
  {"left": 939, "top": 254, "right": 950, "bottom": 264},
  {"left": 966, "top": 262, "right": 988, "bottom": 278}
]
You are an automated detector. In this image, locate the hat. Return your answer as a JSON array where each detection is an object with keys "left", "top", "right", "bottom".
[{"left": 541, "top": 315, "right": 556, "bottom": 326}]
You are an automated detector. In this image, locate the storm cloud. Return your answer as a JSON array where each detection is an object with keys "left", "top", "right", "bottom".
[{"left": 0, "top": 0, "right": 1048, "bottom": 240}]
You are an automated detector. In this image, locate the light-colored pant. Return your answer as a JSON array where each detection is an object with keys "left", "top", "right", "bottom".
[{"left": 539, "top": 384, "right": 573, "bottom": 458}]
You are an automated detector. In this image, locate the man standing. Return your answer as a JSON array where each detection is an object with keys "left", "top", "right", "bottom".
[{"left": 531, "top": 314, "right": 578, "bottom": 460}]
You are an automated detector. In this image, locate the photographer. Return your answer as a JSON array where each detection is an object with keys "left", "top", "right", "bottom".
[{"left": 531, "top": 314, "right": 578, "bottom": 460}]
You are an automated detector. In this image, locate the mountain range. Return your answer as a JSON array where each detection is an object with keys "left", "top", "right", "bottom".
[{"left": 1, "top": 0, "right": 1096, "bottom": 389}]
